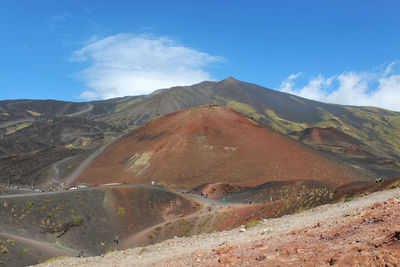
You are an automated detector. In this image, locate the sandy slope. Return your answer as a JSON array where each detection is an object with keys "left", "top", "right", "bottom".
[{"left": 35, "top": 187, "right": 400, "bottom": 267}]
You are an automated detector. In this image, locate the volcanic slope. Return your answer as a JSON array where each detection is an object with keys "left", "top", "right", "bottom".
[{"left": 73, "top": 105, "right": 372, "bottom": 189}]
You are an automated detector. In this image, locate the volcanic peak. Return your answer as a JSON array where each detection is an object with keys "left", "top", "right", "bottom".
[{"left": 73, "top": 104, "right": 371, "bottom": 189}]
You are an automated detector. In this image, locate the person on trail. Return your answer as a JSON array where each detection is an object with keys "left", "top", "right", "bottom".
[
  {"left": 114, "top": 236, "right": 119, "bottom": 245},
  {"left": 78, "top": 251, "right": 84, "bottom": 258},
  {"left": 222, "top": 197, "right": 226, "bottom": 204}
]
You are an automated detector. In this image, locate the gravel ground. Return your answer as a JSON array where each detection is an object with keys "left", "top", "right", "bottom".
[{"left": 35, "top": 187, "right": 400, "bottom": 267}]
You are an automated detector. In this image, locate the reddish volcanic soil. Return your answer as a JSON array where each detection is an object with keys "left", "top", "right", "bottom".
[
  {"left": 299, "top": 127, "right": 372, "bottom": 157},
  {"left": 188, "top": 182, "right": 247, "bottom": 199},
  {"left": 163, "top": 195, "right": 400, "bottom": 266},
  {"left": 73, "top": 105, "right": 372, "bottom": 189}
]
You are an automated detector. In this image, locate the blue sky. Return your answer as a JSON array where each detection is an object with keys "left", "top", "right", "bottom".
[{"left": 1, "top": 1, "right": 400, "bottom": 110}]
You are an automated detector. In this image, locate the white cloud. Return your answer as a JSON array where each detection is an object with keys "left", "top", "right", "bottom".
[
  {"left": 71, "top": 33, "right": 221, "bottom": 100},
  {"left": 278, "top": 62, "right": 400, "bottom": 111}
]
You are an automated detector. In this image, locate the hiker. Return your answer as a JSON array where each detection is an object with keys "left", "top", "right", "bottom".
[
  {"left": 249, "top": 199, "right": 252, "bottom": 204},
  {"left": 78, "top": 251, "right": 84, "bottom": 258},
  {"left": 114, "top": 236, "right": 119, "bottom": 245},
  {"left": 222, "top": 197, "right": 226, "bottom": 204}
]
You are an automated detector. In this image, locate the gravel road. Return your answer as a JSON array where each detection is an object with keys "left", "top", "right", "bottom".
[{"left": 35, "top": 186, "right": 400, "bottom": 267}]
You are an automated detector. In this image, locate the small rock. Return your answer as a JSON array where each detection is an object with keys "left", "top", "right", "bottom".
[{"left": 255, "top": 255, "right": 266, "bottom": 261}]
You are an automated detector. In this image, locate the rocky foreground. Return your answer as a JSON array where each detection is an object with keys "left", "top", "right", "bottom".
[{"left": 36, "top": 187, "right": 400, "bottom": 267}]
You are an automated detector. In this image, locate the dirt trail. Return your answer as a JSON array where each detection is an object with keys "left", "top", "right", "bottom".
[
  {"left": 35, "top": 187, "right": 400, "bottom": 267},
  {"left": 64, "top": 103, "right": 93, "bottom": 117},
  {"left": 1, "top": 232, "right": 79, "bottom": 257},
  {"left": 0, "top": 118, "right": 34, "bottom": 129},
  {"left": 120, "top": 190, "right": 243, "bottom": 249},
  {"left": 63, "top": 133, "right": 126, "bottom": 185}
]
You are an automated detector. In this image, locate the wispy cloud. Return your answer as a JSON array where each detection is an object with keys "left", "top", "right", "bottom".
[
  {"left": 279, "top": 62, "right": 400, "bottom": 111},
  {"left": 71, "top": 33, "right": 222, "bottom": 100}
]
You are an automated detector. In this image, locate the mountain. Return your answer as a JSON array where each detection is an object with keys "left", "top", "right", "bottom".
[
  {"left": 72, "top": 105, "right": 372, "bottom": 189},
  {"left": 1, "top": 77, "right": 400, "bottom": 188}
]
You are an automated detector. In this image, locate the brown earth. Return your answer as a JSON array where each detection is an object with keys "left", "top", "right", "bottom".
[
  {"left": 297, "top": 127, "right": 373, "bottom": 158},
  {"left": 0, "top": 185, "right": 197, "bottom": 266},
  {"left": 34, "top": 183, "right": 400, "bottom": 267},
  {"left": 168, "top": 194, "right": 400, "bottom": 267},
  {"left": 73, "top": 105, "right": 372, "bottom": 189},
  {"left": 188, "top": 182, "right": 247, "bottom": 199}
]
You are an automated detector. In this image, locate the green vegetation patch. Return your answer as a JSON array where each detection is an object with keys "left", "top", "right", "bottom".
[
  {"left": 387, "top": 182, "right": 400, "bottom": 190},
  {"left": 26, "top": 201, "right": 34, "bottom": 208},
  {"left": 115, "top": 98, "right": 143, "bottom": 113},
  {"left": 344, "top": 197, "right": 353, "bottom": 202},
  {"left": 5, "top": 122, "right": 30, "bottom": 135},
  {"left": 42, "top": 256, "right": 67, "bottom": 264},
  {"left": 26, "top": 110, "right": 41, "bottom": 116},
  {"left": 265, "top": 109, "right": 308, "bottom": 134},
  {"left": 1, "top": 246, "right": 8, "bottom": 254},
  {"left": 73, "top": 216, "right": 83, "bottom": 223},
  {"left": 227, "top": 100, "right": 266, "bottom": 121},
  {"left": 118, "top": 207, "right": 126, "bottom": 216},
  {"left": 245, "top": 220, "right": 259, "bottom": 229},
  {"left": 6, "top": 238, "right": 15, "bottom": 246}
]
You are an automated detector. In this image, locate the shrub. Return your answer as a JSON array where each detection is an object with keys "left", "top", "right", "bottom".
[
  {"left": 47, "top": 212, "right": 53, "bottom": 217},
  {"left": 73, "top": 216, "right": 82, "bottom": 223},
  {"left": 387, "top": 182, "right": 400, "bottom": 190},
  {"left": 1, "top": 246, "right": 8, "bottom": 254},
  {"left": 118, "top": 207, "right": 126, "bottom": 216},
  {"left": 139, "top": 248, "right": 148, "bottom": 254},
  {"left": 6, "top": 239, "right": 14, "bottom": 246},
  {"left": 178, "top": 219, "right": 187, "bottom": 226},
  {"left": 344, "top": 197, "right": 353, "bottom": 202},
  {"left": 22, "top": 248, "right": 30, "bottom": 253},
  {"left": 245, "top": 221, "right": 259, "bottom": 229},
  {"left": 148, "top": 234, "right": 153, "bottom": 239},
  {"left": 26, "top": 201, "right": 34, "bottom": 208},
  {"left": 42, "top": 256, "right": 67, "bottom": 264}
]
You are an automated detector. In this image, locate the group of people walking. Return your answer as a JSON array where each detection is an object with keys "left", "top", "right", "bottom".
[{"left": 243, "top": 199, "right": 252, "bottom": 204}]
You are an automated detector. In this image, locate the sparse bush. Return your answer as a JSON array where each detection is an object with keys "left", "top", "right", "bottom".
[
  {"left": 358, "top": 192, "right": 369, "bottom": 197},
  {"left": 47, "top": 212, "right": 53, "bottom": 217},
  {"left": 178, "top": 219, "right": 187, "bottom": 226},
  {"left": 387, "top": 182, "right": 400, "bottom": 190},
  {"left": 118, "top": 207, "right": 126, "bottom": 216},
  {"left": 178, "top": 227, "right": 192, "bottom": 236},
  {"left": 22, "top": 248, "right": 30, "bottom": 253},
  {"left": 155, "top": 226, "right": 162, "bottom": 231},
  {"left": 42, "top": 256, "right": 67, "bottom": 264},
  {"left": 6, "top": 238, "right": 14, "bottom": 246},
  {"left": 148, "top": 234, "right": 153, "bottom": 239},
  {"left": 26, "top": 201, "right": 34, "bottom": 208},
  {"left": 344, "top": 197, "right": 353, "bottom": 202},
  {"left": 1, "top": 246, "right": 8, "bottom": 254},
  {"left": 245, "top": 221, "right": 259, "bottom": 229},
  {"left": 73, "top": 216, "right": 82, "bottom": 223},
  {"left": 139, "top": 248, "right": 149, "bottom": 254}
]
